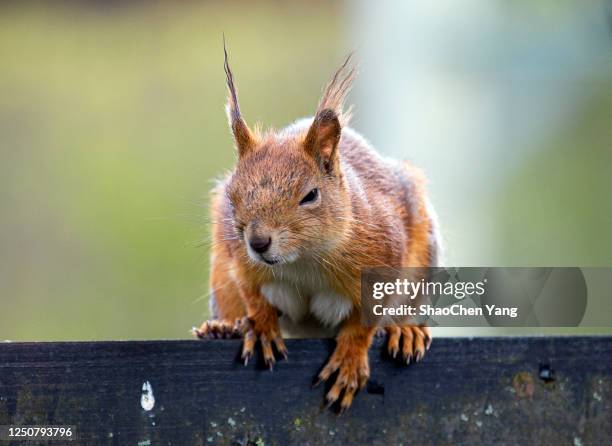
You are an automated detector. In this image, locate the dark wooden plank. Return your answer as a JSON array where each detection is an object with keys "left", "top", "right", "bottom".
[{"left": 0, "top": 337, "right": 610, "bottom": 445}]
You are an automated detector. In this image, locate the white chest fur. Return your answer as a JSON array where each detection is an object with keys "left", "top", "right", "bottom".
[{"left": 260, "top": 260, "right": 353, "bottom": 328}]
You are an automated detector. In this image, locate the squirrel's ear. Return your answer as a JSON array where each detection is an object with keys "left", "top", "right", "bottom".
[
  {"left": 304, "top": 53, "right": 356, "bottom": 173},
  {"left": 223, "top": 38, "right": 256, "bottom": 157},
  {"left": 304, "top": 109, "right": 341, "bottom": 173}
]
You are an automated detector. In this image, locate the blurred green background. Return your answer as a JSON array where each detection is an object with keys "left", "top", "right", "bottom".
[{"left": 0, "top": 1, "right": 611, "bottom": 340}]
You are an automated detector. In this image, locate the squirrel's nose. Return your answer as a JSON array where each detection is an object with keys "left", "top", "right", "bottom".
[{"left": 249, "top": 236, "right": 272, "bottom": 254}]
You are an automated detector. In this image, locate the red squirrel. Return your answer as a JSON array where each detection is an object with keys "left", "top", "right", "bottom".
[{"left": 194, "top": 44, "right": 442, "bottom": 411}]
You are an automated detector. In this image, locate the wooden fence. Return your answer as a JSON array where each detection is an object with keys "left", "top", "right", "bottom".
[{"left": 0, "top": 336, "right": 610, "bottom": 445}]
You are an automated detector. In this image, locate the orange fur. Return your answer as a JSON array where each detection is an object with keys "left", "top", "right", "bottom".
[{"left": 195, "top": 47, "right": 441, "bottom": 411}]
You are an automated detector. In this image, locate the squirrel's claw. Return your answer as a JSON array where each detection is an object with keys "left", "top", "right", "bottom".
[
  {"left": 422, "top": 326, "right": 432, "bottom": 350},
  {"left": 238, "top": 317, "right": 288, "bottom": 369},
  {"left": 318, "top": 341, "right": 369, "bottom": 412},
  {"left": 193, "top": 319, "right": 241, "bottom": 339},
  {"left": 410, "top": 326, "right": 427, "bottom": 362},
  {"left": 260, "top": 334, "right": 276, "bottom": 370},
  {"left": 386, "top": 327, "right": 401, "bottom": 358},
  {"left": 339, "top": 384, "right": 358, "bottom": 412},
  {"left": 380, "top": 326, "right": 431, "bottom": 365},
  {"left": 274, "top": 336, "right": 288, "bottom": 360},
  {"left": 241, "top": 328, "right": 256, "bottom": 364}
]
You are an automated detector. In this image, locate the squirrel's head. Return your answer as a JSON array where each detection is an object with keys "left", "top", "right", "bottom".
[{"left": 222, "top": 42, "right": 356, "bottom": 266}]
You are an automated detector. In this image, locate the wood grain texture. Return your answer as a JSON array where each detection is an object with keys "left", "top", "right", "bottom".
[{"left": 0, "top": 337, "right": 610, "bottom": 445}]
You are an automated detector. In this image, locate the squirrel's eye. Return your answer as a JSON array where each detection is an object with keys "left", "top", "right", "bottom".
[{"left": 299, "top": 188, "right": 318, "bottom": 205}]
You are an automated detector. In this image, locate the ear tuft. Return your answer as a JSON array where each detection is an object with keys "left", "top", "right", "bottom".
[
  {"left": 316, "top": 52, "right": 357, "bottom": 126},
  {"left": 223, "top": 36, "right": 255, "bottom": 157},
  {"left": 304, "top": 53, "right": 357, "bottom": 173}
]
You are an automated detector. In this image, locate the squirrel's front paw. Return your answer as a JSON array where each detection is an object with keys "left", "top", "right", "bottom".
[
  {"left": 192, "top": 319, "right": 241, "bottom": 339},
  {"left": 384, "top": 326, "right": 431, "bottom": 363},
  {"left": 237, "top": 316, "right": 287, "bottom": 370},
  {"left": 317, "top": 342, "right": 370, "bottom": 412}
]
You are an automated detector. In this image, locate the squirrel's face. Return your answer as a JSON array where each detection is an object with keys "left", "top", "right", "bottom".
[
  {"left": 227, "top": 136, "right": 349, "bottom": 266},
  {"left": 220, "top": 48, "right": 355, "bottom": 266}
]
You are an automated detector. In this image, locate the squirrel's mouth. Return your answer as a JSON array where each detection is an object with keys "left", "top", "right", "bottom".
[
  {"left": 249, "top": 251, "right": 281, "bottom": 266},
  {"left": 247, "top": 247, "right": 299, "bottom": 266},
  {"left": 258, "top": 252, "right": 299, "bottom": 266}
]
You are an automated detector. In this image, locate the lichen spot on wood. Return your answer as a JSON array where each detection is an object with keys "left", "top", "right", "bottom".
[{"left": 141, "top": 381, "right": 155, "bottom": 411}]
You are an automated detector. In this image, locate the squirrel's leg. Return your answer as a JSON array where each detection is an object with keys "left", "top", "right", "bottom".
[
  {"left": 193, "top": 252, "right": 245, "bottom": 339},
  {"left": 237, "top": 285, "right": 287, "bottom": 369},
  {"left": 317, "top": 311, "right": 375, "bottom": 412},
  {"left": 383, "top": 326, "right": 431, "bottom": 363}
]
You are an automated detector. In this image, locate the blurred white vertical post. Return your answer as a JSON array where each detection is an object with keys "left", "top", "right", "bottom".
[{"left": 350, "top": 0, "right": 504, "bottom": 266}]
